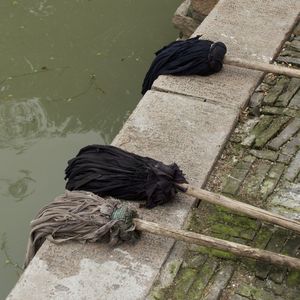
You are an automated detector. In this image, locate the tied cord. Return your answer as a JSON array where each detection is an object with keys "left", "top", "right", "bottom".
[
  {"left": 208, "top": 42, "right": 227, "bottom": 72},
  {"left": 110, "top": 205, "right": 139, "bottom": 244}
]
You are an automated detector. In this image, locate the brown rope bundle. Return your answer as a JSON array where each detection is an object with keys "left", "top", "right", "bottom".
[
  {"left": 24, "top": 191, "right": 300, "bottom": 270},
  {"left": 24, "top": 190, "right": 138, "bottom": 268}
]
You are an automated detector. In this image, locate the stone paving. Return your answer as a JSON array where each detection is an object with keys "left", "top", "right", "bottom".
[{"left": 151, "top": 22, "right": 300, "bottom": 300}]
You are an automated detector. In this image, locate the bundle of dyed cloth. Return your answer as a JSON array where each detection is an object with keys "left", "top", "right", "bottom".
[
  {"left": 24, "top": 190, "right": 138, "bottom": 268},
  {"left": 65, "top": 145, "right": 187, "bottom": 208},
  {"left": 142, "top": 36, "right": 227, "bottom": 94}
]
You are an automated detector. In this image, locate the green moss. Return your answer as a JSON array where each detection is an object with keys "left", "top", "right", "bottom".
[
  {"left": 208, "top": 207, "right": 259, "bottom": 232},
  {"left": 255, "top": 116, "right": 290, "bottom": 148},
  {"left": 193, "top": 246, "right": 236, "bottom": 260},
  {"left": 187, "top": 263, "right": 215, "bottom": 300},
  {"left": 251, "top": 225, "right": 272, "bottom": 249},
  {"left": 171, "top": 268, "right": 198, "bottom": 299},
  {"left": 169, "top": 261, "right": 181, "bottom": 276},
  {"left": 185, "top": 254, "right": 207, "bottom": 268},
  {"left": 210, "top": 249, "right": 236, "bottom": 260},
  {"left": 169, "top": 263, "right": 176, "bottom": 274},
  {"left": 211, "top": 223, "right": 241, "bottom": 236},
  {"left": 150, "top": 289, "right": 164, "bottom": 300},
  {"left": 237, "top": 284, "right": 275, "bottom": 300},
  {"left": 211, "top": 222, "right": 256, "bottom": 240},
  {"left": 237, "top": 284, "right": 253, "bottom": 297},
  {"left": 287, "top": 270, "right": 300, "bottom": 287}
]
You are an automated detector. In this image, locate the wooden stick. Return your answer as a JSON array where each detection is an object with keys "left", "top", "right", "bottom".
[
  {"left": 134, "top": 218, "right": 300, "bottom": 270},
  {"left": 178, "top": 184, "right": 300, "bottom": 234},
  {"left": 224, "top": 56, "right": 300, "bottom": 78}
]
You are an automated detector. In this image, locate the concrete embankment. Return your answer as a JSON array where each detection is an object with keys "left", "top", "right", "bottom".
[{"left": 7, "top": 0, "right": 300, "bottom": 299}]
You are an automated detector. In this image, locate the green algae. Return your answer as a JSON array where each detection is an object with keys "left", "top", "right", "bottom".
[
  {"left": 287, "top": 270, "right": 300, "bottom": 287},
  {"left": 172, "top": 268, "right": 198, "bottom": 299},
  {"left": 194, "top": 246, "right": 236, "bottom": 260}
]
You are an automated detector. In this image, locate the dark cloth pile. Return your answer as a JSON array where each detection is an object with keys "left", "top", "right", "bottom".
[
  {"left": 142, "top": 36, "right": 227, "bottom": 94},
  {"left": 65, "top": 145, "right": 188, "bottom": 208},
  {"left": 24, "top": 190, "right": 138, "bottom": 268}
]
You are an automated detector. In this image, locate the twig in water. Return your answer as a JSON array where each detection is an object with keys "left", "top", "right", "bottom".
[
  {"left": 0, "top": 66, "right": 70, "bottom": 87},
  {"left": 1, "top": 233, "right": 23, "bottom": 274}
]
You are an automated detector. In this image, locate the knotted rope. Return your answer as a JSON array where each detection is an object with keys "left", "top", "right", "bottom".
[{"left": 24, "top": 190, "right": 138, "bottom": 268}]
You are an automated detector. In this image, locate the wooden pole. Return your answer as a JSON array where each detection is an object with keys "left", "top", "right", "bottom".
[
  {"left": 178, "top": 184, "right": 300, "bottom": 234},
  {"left": 224, "top": 57, "right": 300, "bottom": 78},
  {"left": 134, "top": 218, "right": 300, "bottom": 270}
]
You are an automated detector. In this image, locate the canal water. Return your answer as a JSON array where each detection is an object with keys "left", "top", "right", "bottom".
[{"left": 0, "top": 0, "right": 181, "bottom": 297}]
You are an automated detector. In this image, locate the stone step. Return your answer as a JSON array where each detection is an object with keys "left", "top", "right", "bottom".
[{"left": 7, "top": 90, "right": 238, "bottom": 300}]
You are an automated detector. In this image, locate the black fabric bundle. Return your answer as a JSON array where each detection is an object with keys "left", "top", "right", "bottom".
[
  {"left": 142, "top": 36, "right": 227, "bottom": 94},
  {"left": 65, "top": 145, "right": 188, "bottom": 208}
]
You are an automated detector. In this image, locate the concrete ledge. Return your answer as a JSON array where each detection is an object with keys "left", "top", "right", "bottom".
[
  {"left": 113, "top": 90, "right": 238, "bottom": 184},
  {"left": 153, "top": 65, "right": 261, "bottom": 110},
  {"left": 8, "top": 91, "right": 238, "bottom": 300},
  {"left": 193, "top": 0, "right": 300, "bottom": 62}
]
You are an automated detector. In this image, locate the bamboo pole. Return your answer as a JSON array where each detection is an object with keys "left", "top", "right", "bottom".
[
  {"left": 134, "top": 218, "right": 300, "bottom": 270},
  {"left": 224, "top": 57, "right": 300, "bottom": 78},
  {"left": 178, "top": 183, "right": 300, "bottom": 234}
]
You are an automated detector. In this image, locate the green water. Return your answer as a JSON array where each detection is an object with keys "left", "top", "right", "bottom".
[{"left": 0, "top": 0, "right": 181, "bottom": 298}]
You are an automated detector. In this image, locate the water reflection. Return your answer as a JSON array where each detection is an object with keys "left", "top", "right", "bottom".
[
  {"left": 0, "top": 170, "right": 36, "bottom": 202},
  {"left": 0, "top": 73, "right": 114, "bottom": 153},
  {"left": 0, "top": 68, "right": 125, "bottom": 149},
  {"left": 0, "top": 0, "right": 181, "bottom": 298},
  {"left": 0, "top": 98, "right": 48, "bottom": 151}
]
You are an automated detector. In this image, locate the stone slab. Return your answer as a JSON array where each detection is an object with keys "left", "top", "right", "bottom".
[
  {"left": 153, "top": 65, "right": 261, "bottom": 110},
  {"left": 193, "top": 0, "right": 300, "bottom": 62},
  {"left": 284, "top": 150, "right": 300, "bottom": 182},
  {"left": 268, "top": 117, "right": 300, "bottom": 150},
  {"left": 7, "top": 91, "right": 238, "bottom": 300}
]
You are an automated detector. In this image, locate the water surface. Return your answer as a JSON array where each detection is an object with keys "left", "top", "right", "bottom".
[{"left": 0, "top": 0, "right": 181, "bottom": 297}]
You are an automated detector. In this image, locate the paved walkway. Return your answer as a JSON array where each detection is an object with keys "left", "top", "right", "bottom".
[
  {"left": 7, "top": 1, "right": 300, "bottom": 299},
  {"left": 151, "top": 22, "right": 300, "bottom": 300}
]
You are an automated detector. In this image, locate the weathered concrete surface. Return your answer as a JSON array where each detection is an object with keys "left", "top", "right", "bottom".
[
  {"left": 7, "top": 91, "right": 238, "bottom": 300},
  {"left": 193, "top": 0, "right": 300, "bottom": 62},
  {"left": 7, "top": 0, "right": 300, "bottom": 299},
  {"left": 153, "top": 66, "right": 261, "bottom": 110},
  {"left": 112, "top": 91, "right": 238, "bottom": 184}
]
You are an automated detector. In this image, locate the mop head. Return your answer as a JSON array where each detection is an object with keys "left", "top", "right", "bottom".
[
  {"left": 65, "top": 145, "right": 188, "bottom": 208},
  {"left": 141, "top": 36, "right": 227, "bottom": 94},
  {"left": 24, "top": 190, "right": 138, "bottom": 268}
]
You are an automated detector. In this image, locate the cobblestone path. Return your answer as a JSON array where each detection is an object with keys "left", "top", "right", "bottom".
[{"left": 153, "top": 22, "right": 300, "bottom": 300}]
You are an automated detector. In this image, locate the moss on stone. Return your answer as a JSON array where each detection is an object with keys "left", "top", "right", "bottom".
[
  {"left": 185, "top": 254, "right": 207, "bottom": 269},
  {"left": 186, "top": 262, "right": 216, "bottom": 299},
  {"left": 193, "top": 245, "right": 236, "bottom": 260},
  {"left": 211, "top": 223, "right": 241, "bottom": 236},
  {"left": 169, "top": 261, "right": 181, "bottom": 276},
  {"left": 251, "top": 225, "right": 272, "bottom": 249},
  {"left": 209, "top": 211, "right": 258, "bottom": 231},
  {"left": 286, "top": 270, "right": 300, "bottom": 287},
  {"left": 255, "top": 116, "right": 290, "bottom": 148},
  {"left": 171, "top": 268, "right": 198, "bottom": 299}
]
